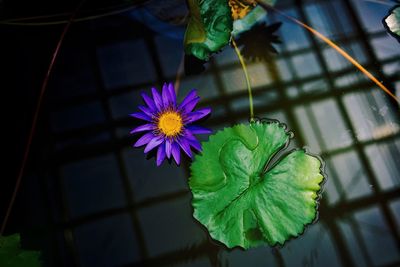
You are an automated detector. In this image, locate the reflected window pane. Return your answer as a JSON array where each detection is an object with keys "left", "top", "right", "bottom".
[
  {"left": 291, "top": 52, "right": 321, "bottom": 78},
  {"left": 138, "top": 196, "right": 206, "bottom": 257},
  {"left": 62, "top": 154, "right": 125, "bottom": 218},
  {"left": 122, "top": 147, "right": 187, "bottom": 201},
  {"left": 365, "top": 140, "right": 400, "bottom": 190},
  {"left": 97, "top": 40, "right": 156, "bottom": 89},
  {"left": 328, "top": 151, "right": 372, "bottom": 200},
  {"left": 310, "top": 99, "right": 353, "bottom": 150},
  {"left": 280, "top": 223, "right": 341, "bottom": 267},
  {"left": 51, "top": 102, "right": 106, "bottom": 133},
  {"left": 354, "top": 207, "right": 400, "bottom": 266},
  {"left": 74, "top": 213, "right": 141, "bottom": 266}
]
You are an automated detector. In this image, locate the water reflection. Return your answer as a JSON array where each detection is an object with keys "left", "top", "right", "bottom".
[{"left": 7, "top": 0, "right": 400, "bottom": 266}]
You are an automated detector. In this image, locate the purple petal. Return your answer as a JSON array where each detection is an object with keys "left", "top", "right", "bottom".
[
  {"left": 176, "top": 138, "right": 193, "bottom": 158},
  {"left": 168, "top": 83, "right": 176, "bottom": 105},
  {"left": 134, "top": 132, "right": 154, "bottom": 147},
  {"left": 141, "top": 92, "right": 157, "bottom": 111},
  {"left": 151, "top": 87, "right": 163, "bottom": 111},
  {"left": 186, "top": 125, "right": 212, "bottom": 134},
  {"left": 179, "top": 89, "right": 198, "bottom": 110},
  {"left": 188, "top": 138, "right": 202, "bottom": 152},
  {"left": 129, "top": 112, "right": 152, "bottom": 122},
  {"left": 144, "top": 136, "right": 164, "bottom": 153},
  {"left": 156, "top": 145, "right": 166, "bottom": 166},
  {"left": 183, "top": 129, "right": 196, "bottom": 141},
  {"left": 130, "top": 123, "right": 154, "bottom": 134},
  {"left": 171, "top": 142, "right": 181, "bottom": 165},
  {"left": 165, "top": 139, "right": 172, "bottom": 159},
  {"left": 185, "top": 107, "right": 211, "bottom": 123},
  {"left": 161, "top": 83, "right": 171, "bottom": 107},
  {"left": 138, "top": 105, "right": 155, "bottom": 118},
  {"left": 182, "top": 97, "right": 200, "bottom": 114}
]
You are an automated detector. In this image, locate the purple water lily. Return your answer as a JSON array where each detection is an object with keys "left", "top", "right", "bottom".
[{"left": 130, "top": 83, "right": 212, "bottom": 166}]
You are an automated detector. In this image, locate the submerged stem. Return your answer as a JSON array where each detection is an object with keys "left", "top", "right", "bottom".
[
  {"left": 0, "top": 0, "right": 87, "bottom": 236},
  {"left": 174, "top": 52, "right": 185, "bottom": 94},
  {"left": 232, "top": 37, "right": 255, "bottom": 121}
]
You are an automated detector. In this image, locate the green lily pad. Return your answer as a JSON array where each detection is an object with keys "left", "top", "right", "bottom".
[
  {"left": 0, "top": 234, "right": 42, "bottom": 267},
  {"left": 189, "top": 120, "right": 325, "bottom": 249},
  {"left": 383, "top": 5, "right": 400, "bottom": 42},
  {"left": 184, "top": 0, "right": 233, "bottom": 60}
]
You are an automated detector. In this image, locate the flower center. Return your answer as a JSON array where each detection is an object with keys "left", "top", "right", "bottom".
[{"left": 157, "top": 111, "right": 183, "bottom": 137}]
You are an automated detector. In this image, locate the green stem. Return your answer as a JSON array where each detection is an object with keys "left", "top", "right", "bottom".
[{"left": 231, "top": 37, "right": 254, "bottom": 121}]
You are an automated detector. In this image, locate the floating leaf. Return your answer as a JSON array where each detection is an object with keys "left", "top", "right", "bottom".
[
  {"left": 184, "top": 0, "right": 233, "bottom": 60},
  {"left": 383, "top": 5, "right": 400, "bottom": 43},
  {"left": 189, "top": 120, "right": 325, "bottom": 249},
  {"left": 0, "top": 234, "right": 42, "bottom": 267}
]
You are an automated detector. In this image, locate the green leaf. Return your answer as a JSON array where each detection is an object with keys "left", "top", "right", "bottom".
[
  {"left": 0, "top": 234, "right": 42, "bottom": 267},
  {"left": 383, "top": 6, "right": 400, "bottom": 42},
  {"left": 184, "top": 0, "right": 233, "bottom": 60},
  {"left": 189, "top": 120, "right": 325, "bottom": 249}
]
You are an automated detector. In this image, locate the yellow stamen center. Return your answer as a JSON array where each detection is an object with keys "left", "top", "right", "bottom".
[{"left": 157, "top": 111, "right": 183, "bottom": 137}]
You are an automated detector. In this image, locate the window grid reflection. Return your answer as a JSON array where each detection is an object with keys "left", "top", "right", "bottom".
[{"left": 42, "top": 0, "right": 400, "bottom": 266}]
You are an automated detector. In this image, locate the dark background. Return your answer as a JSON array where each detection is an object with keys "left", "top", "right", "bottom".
[{"left": 1, "top": 0, "right": 400, "bottom": 266}]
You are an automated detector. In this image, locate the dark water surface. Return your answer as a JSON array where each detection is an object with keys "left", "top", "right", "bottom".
[{"left": 2, "top": 0, "right": 400, "bottom": 266}]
